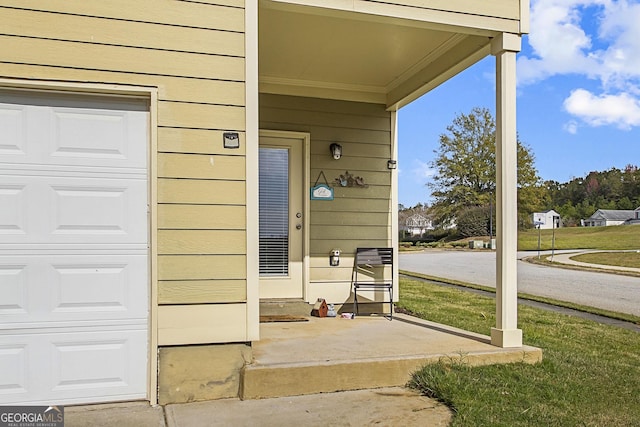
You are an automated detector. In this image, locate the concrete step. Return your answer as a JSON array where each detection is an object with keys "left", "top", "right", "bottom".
[{"left": 241, "top": 353, "right": 440, "bottom": 400}]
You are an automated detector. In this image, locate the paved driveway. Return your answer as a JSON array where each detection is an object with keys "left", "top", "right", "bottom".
[{"left": 399, "top": 251, "right": 640, "bottom": 317}]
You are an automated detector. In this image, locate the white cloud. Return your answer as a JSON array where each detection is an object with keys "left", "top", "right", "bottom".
[
  {"left": 518, "top": 0, "right": 640, "bottom": 130},
  {"left": 411, "top": 159, "right": 435, "bottom": 183},
  {"left": 564, "top": 88, "right": 640, "bottom": 128},
  {"left": 563, "top": 120, "right": 579, "bottom": 134},
  {"left": 518, "top": 0, "right": 604, "bottom": 85}
]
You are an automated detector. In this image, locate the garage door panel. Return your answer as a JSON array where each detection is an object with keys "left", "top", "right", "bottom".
[
  {"left": 0, "top": 328, "right": 147, "bottom": 404},
  {"left": 0, "top": 174, "right": 147, "bottom": 244},
  {"left": 0, "top": 343, "right": 28, "bottom": 398},
  {"left": 0, "top": 183, "right": 28, "bottom": 236},
  {"left": 49, "top": 180, "right": 146, "bottom": 240},
  {"left": 0, "top": 103, "right": 26, "bottom": 156},
  {"left": 0, "top": 96, "right": 147, "bottom": 169},
  {"left": 52, "top": 259, "right": 146, "bottom": 318},
  {"left": 51, "top": 107, "right": 147, "bottom": 167},
  {"left": 0, "top": 254, "right": 147, "bottom": 324},
  {"left": 0, "top": 263, "right": 28, "bottom": 315},
  {"left": 52, "top": 336, "right": 139, "bottom": 391}
]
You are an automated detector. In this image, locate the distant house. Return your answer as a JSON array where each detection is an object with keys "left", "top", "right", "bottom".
[
  {"left": 534, "top": 209, "right": 561, "bottom": 230},
  {"left": 584, "top": 209, "right": 635, "bottom": 227},
  {"left": 623, "top": 207, "right": 640, "bottom": 225},
  {"left": 405, "top": 214, "right": 434, "bottom": 236}
]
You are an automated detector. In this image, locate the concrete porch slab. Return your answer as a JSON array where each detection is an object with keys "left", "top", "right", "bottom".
[{"left": 242, "top": 313, "right": 542, "bottom": 399}]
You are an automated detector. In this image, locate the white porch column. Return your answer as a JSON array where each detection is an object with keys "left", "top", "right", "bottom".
[{"left": 491, "top": 33, "right": 522, "bottom": 348}]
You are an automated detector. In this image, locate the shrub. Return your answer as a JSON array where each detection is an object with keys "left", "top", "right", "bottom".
[{"left": 457, "top": 206, "right": 490, "bottom": 238}]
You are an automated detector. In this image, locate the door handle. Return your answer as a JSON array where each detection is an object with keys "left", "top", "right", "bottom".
[{"left": 296, "top": 224, "right": 302, "bottom": 230}]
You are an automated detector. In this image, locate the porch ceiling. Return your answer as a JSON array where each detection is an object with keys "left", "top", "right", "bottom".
[{"left": 259, "top": 2, "right": 495, "bottom": 109}]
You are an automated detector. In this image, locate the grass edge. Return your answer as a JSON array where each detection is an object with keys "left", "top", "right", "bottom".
[{"left": 399, "top": 269, "right": 640, "bottom": 326}]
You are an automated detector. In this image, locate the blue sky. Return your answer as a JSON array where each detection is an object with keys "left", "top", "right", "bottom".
[{"left": 398, "top": 0, "right": 640, "bottom": 207}]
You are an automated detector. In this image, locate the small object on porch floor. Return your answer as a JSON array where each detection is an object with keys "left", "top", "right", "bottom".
[
  {"left": 327, "top": 304, "right": 336, "bottom": 317},
  {"left": 340, "top": 313, "right": 354, "bottom": 319},
  {"left": 311, "top": 298, "right": 328, "bottom": 317},
  {"left": 259, "top": 315, "right": 309, "bottom": 323}
]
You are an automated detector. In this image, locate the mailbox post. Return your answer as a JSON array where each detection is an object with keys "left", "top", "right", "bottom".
[{"left": 532, "top": 212, "right": 545, "bottom": 259}]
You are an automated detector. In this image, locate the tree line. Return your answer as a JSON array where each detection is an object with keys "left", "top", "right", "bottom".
[
  {"left": 401, "top": 107, "right": 640, "bottom": 238},
  {"left": 544, "top": 165, "right": 640, "bottom": 226}
]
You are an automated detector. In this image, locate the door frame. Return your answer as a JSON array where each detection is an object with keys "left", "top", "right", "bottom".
[
  {"left": 258, "top": 129, "right": 310, "bottom": 302},
  {"left": 0, "top": 79, "right": 158, "bottom": 405}
]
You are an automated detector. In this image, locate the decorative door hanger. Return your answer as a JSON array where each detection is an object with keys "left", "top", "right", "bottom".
[{"left": 310, "top": 171, "right": 334, "bottom": 200}]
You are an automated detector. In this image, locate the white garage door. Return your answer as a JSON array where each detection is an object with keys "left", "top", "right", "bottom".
[{"left": 0, "top": 90, "right": 149, "bottom": 405}]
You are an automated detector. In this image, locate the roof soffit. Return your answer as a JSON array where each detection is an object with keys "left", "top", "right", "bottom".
[{"left": 258, "top": 2, "right": 495, "bottom": 108}]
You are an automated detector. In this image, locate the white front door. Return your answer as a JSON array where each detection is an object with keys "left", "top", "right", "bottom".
[
  {"left": 0, "top": 90, "right": 149, "bottom": 405},
  {"left": 258, "top": 135, "right": 303, "bottom": 299}
]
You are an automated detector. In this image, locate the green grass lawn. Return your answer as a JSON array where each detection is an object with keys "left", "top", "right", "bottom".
[
  {"left": 518, "top": 225, "right": 640, "bottom": 251},
  {"left": 399, "top": 278, "right": 640, "bottom": 426},
  {"left": 571, "top": 251, "right": 640, "bottom": 269}
]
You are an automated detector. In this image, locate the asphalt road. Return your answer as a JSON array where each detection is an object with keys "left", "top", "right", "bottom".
[{"left": 399, "top": 250, "right": 640, "bottom": 317}]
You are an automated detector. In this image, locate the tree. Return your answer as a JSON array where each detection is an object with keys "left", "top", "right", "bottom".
[
  {"left": 544, "top": 165, "right": 640, "bottom": 224},
  {"left": 457, "top": 205, "right": 492, "bottom": 238},
  {"left": 428, "top": 107, "right": 542, "bottom": 228}
]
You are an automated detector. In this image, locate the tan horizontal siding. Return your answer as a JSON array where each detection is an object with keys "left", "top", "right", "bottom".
[
  {"left": 158, "top": 102, "right": 245, "bottom": 130},
  {"left": 309, "top": 257, "right": 358, "bottom": 269},
  {"left": 260, "top": 107, "right": 390, "bottom": 132},
  {"left": 0, "top": 64, "right": 245, "bottom": 106},
  {"left": 0, "top": 36, "right": 244, "bottom": 81},
  {"left": 311, "top": 240, "right": 391, "bottom": 255},
  {"left": 158, "top": 128, "right": 246, "bottom": 155},
  {"left": 0, "top": 7, "right": 244, "bottom": 57},
  {"left": 158, "top": 280, "right": 247, "bottom": 305},
  {"left": 310, "top": 212, "right": 389, "bottom": 226},
  {"left": 311, "top": 169, "right": 391, "bottom": 186},
  {"left": 158, "top": 255, "right": 246, "bottom": 281},
  {"left": 311, "top": 198, "right": 390, "bottom": 212},
  {"left": 0, "top": 0, "right": 244, "bottom": 31},
  {"left": 177, "top": 0, "right": 244, "bottom": 9},
  {"left": 158, "top": 179, "right": 245, "bottom": 205},
  {"left": 158, "top": 153, "right": 246, "bottom": 180},
  {"left": 309, "top": 266, "right": 353, "bottom": 282},
  {"left": 158, "top": 230, "right": 246, "bottom": 254},
  {"left": 375, "top": 0, "right": 520, "bottom": 20},
  {"left": 310, "top": 141, "right": 390, "bottom": 157},
  {"left": 259, "top": 94, "right": 390, "bottom": 118},
  {"left": 311, "top": 157, "right": 390, "bottom": 173},
  {"left": 331, "top": 186, "right": 392, "bottom": 200},
  {"left": 158, "top": 205, "right": 246, "bottom": 229},
  {"left": 260, "top": 122, "right": 391, "bottom": 145},
  {"left": 158, "top": 304, "right": 247, "bottom": 345},
  {"left": 310, "top": 225, "right": 390, "bottom": 240}
]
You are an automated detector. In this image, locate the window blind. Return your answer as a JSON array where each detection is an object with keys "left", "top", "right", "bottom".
[{"left": 259, "top": 148, "right": 289, "bottom": 276}]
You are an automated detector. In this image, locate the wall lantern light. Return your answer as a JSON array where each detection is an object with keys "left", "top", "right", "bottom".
[
  {"left": 329, "top": 248, "right": 341, "bottom": 266},
  {"left": 330, "top": 143, "right": 342, "bottom": 160},
  {"left": 223, "top": 132, "right": 240, "bottom": 149},
  {"left": 387, "top": 160, "right": 397, "bottom": 170}
]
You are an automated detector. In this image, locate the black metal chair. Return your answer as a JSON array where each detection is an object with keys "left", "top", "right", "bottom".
[{"left": 351, "top": 247, "right": 394, "bottom": 319}]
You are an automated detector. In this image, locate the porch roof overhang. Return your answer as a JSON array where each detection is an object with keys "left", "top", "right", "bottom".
[{"left": 259, "top": 0, "right": 527, "bottom": 110}]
